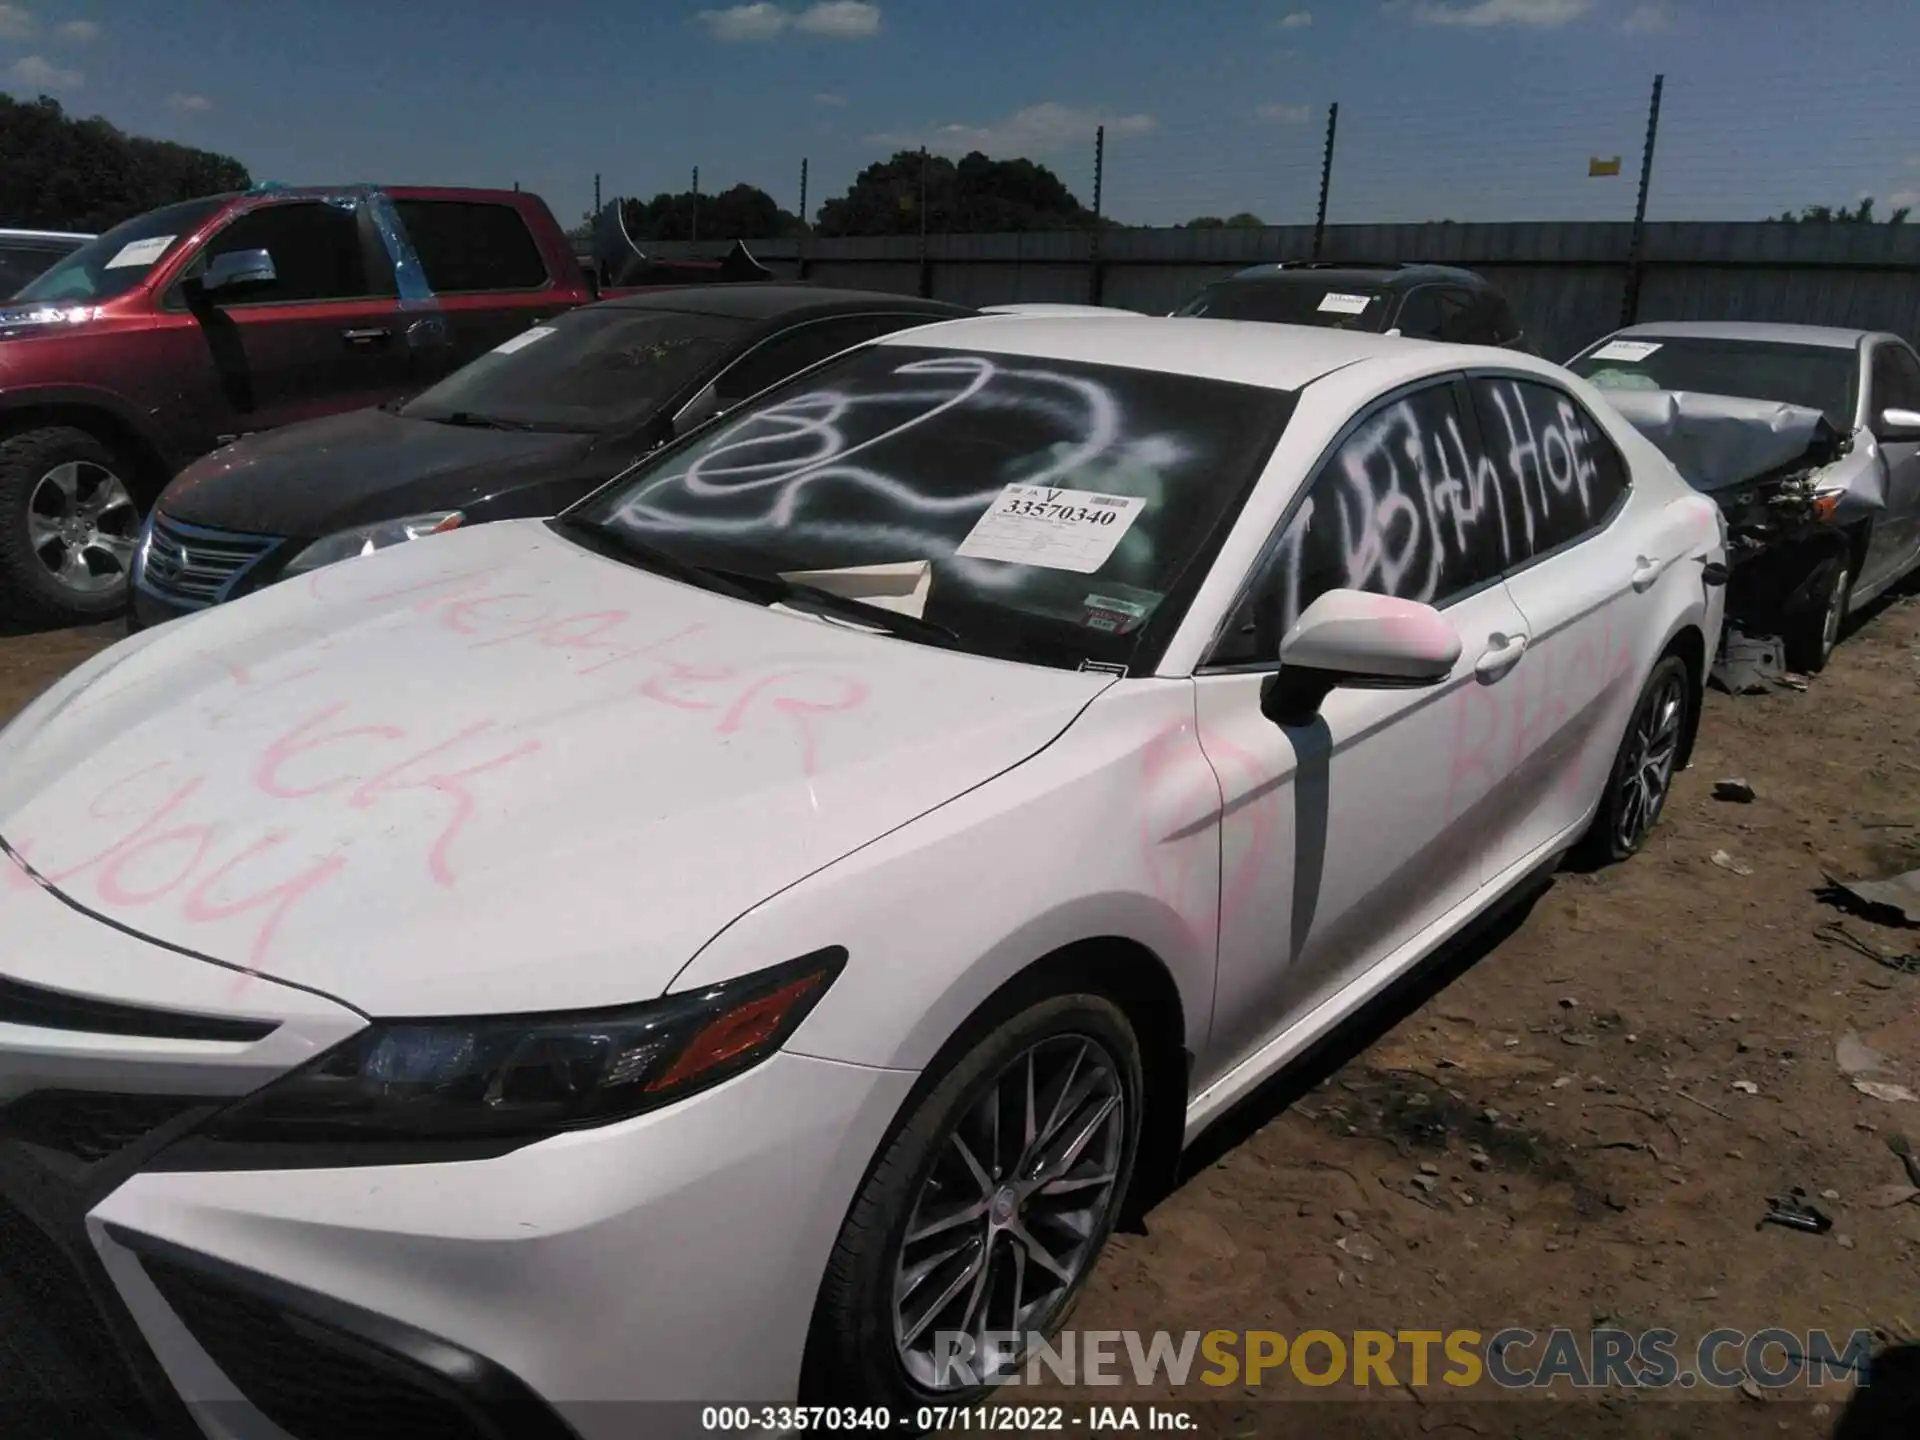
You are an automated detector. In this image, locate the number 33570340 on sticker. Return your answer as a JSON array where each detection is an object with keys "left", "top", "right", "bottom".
[{"left": 954, "top": 484, "right": 1146, "bottom": 574}]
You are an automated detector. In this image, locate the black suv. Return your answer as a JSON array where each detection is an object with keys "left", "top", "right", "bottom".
[
  {"left": 0, "top": 226, "right": 91, "bottom": 295},
  {"left": 1174, "top": 262, "right": 1531, "bottom": 350}
]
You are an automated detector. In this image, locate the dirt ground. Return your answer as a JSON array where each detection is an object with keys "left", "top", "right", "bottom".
[{"left": 4, "top": 601, "right": 1920, "bottom": 1439}]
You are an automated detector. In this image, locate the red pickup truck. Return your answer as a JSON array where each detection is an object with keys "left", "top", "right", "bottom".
[{"left": 0, "top": 184, "right": 754, "bottom": 625}]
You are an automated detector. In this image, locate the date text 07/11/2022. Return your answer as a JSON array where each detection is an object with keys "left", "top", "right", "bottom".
[{"left": 699, "top": 1403, "right": 1197, "bottom": 1433}]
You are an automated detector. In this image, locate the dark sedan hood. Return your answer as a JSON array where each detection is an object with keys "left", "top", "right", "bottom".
[{"left": 159, "top": 406, "right": 605, "bottom": 536}]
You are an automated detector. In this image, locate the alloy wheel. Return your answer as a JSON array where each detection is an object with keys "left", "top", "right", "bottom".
[
  {"left": 1612, "top": 669, "right": 1687, "bottom": 853},
  {"left": 893, "top": 1034, "right": 1127, "bottom": 1391},
  {"left": 27, "top": 460, "right": 138, "bottom": 596}
]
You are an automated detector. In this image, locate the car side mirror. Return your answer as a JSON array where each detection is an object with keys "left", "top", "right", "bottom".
[
  {"left": 1259, "top": 590, "right": 1462, "bottom": 727},
  {"left": 1877, "top": 406, "right": 1920, "bottom": 441},
  {"left": 196, "top": 248, "right": 277, "bottom": 296}
]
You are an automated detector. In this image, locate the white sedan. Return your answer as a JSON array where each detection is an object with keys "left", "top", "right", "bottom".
[{"left": 0, "top": 316, "right": 1724, "bottom": 1436}]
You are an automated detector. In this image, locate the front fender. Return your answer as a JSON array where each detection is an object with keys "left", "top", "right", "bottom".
[{"left": 668, "top": 680, "right": 1222, "bottom": 1073}]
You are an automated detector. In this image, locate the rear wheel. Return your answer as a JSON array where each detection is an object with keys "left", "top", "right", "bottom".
[
  {"left": 1574, "top": 653, "right": 1692, "bottom": 866},
  {"left": 802, "top": 990, "right": 1143, "bottom": 1407},
  {"left": 0, "top": 425, "right": 143, "bottom": 626}
]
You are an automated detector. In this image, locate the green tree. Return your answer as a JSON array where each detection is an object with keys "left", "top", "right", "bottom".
[
  {"left": 620, "top": 183, "right": 803, "bottom": 242},
  {"left": 1773, "top": 196, "right": 1911, "bottom": 224},
  {"left": 815, "top": 150, "right": 1102, "bottom": 237},
  {"left": 0, "top": 93, "right": 250, "bottom": 232},
  {"left": 1180, "top": 212, "right": 1266, "bottom": 228}
]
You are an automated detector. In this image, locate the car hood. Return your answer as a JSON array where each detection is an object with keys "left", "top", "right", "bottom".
[
  {"left": 0, "top": 520, "right": 1114, "bottom": 1016},
  {"left": 159, "top": 406, "right": 602, "bottom": 536},
  {"left": 1599, "top": 388, "right": 1847, "bottom": 493}
]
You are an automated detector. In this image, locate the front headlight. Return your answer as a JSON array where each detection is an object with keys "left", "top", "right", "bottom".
[
  {"left": 281, "top": 509, "right": 464, "bottom": 578},
  {"left": 162, "top": 948, "right": 844, "bottom": 1166}
]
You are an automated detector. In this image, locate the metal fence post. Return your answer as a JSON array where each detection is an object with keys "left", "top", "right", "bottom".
[
  {"left": 1621, "top": 74, "right": 1665, "bottom": 326},
  {"left": 1089, "top": 124, "right": 1106, "bottom": 305},
  {"left": 1312, "top": 102, "right": 1339, "bottom": 261},
  {"left": 917, "top": 146, "right": 932, "bottom": 298},
  {"left": 798, "top": 157, "right": 810, "bottom": 280}
]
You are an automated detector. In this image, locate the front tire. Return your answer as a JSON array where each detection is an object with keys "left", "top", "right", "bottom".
[
  {"left": 1575, "top": 653, "right": 1692, "bottom": 866},
  {"left": 0, "top": 425, "right": 143, "bottom": 626},
  {"left": 801, "top": 990, "right": 1144, "bottom": 1408},
  {"left": 1782, "top": 555, "right": 1851, "bottom": 674}
]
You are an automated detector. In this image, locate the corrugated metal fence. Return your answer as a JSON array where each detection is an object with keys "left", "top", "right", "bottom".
[{"left": 622, "top": 221, "right": 1920, "bottom": 362}]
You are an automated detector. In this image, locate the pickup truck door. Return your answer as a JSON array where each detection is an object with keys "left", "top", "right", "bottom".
[
  {"left": 1864, "top": 340, "right": 1920, "bottom": 592},
  {"left": 390, "top": 197, "right": 575, "bottom": 373},
  {"left": 163, "top": 197, "right": 416, "bottom": 446}
]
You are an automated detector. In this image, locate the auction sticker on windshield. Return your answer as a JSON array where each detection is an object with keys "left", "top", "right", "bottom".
[
  {"left": 1317, "top": 292, "right": 1373, "bottom": 315},
  {"left": 1588, "top": 339, "right": 1664, "bottom": 363},
  {"left": 955, "top": 484, "right": 1146, "bottom": 573},
  {"left": 105, "top": 236, "right": 175, "bottom": 269},
  {"left": 493, "top": 325, "right": 556, "bottom": 355}
]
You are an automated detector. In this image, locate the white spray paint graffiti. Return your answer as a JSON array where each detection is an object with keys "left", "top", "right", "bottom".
[
  {"left": 1270, "top": 379, "right": 1613, "bottom": 633},
  {"left": 605, "top": 353, "right": 1191, "bottom": 589}
]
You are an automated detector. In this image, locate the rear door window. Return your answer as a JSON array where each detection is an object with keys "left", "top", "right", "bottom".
[
  {"left": 1467, "top": 375, "right": 1631, "bottom": 560},
  {"left": 714, "top": 315, "right": 915, "bottom": 404},
  {"left": 1393, "top": 289, "right": 1445, "bottom": 340},
  {"left": 393, "top": 200, "right": 550, "bottom": 293}
]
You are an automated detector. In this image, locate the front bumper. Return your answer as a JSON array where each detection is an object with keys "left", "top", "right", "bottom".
[{"left": 0, "top": 875, "right": 918, "bottom": 1440}]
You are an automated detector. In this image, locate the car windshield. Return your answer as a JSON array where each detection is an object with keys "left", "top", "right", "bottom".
[
  {"left": 400, "top": 307, "right": 748, "bottom": 433},
  {"left": 12, "top": 197, "right": 226, "bottom": 304},
  {"left": 1173, "top": 277, "right": 1389, "bottom": 331},
  {"left": 567, "top": 343, "right": 1297, "bottom": 672},
  {"left": 1571, "top": 337, "right": 1859, "bottom": 431}
]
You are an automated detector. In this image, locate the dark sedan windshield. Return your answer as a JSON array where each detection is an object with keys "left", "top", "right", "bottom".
[
  {"left": 1571, "top": 337, "right": 1859, "bottom": 431},
  {"left": 400, "top": 308, "right": 747, "bottom": 433},
  {"left": 1174, "top": 278, "right": 1389, "bottom": 330},
  {"left": 568, "top": 343, "right": 1296, "bottom": 671},
  {"left": 13, "top": 197, "right": 225, "bottom": 304}
]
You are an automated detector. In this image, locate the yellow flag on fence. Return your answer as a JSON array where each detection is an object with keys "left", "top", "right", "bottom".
[{"left": 1589, "top": 156, "right": 1623, "bottom": 177}]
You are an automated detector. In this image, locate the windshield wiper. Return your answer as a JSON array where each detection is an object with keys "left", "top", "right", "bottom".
[
  {"left": 432, "top": 411, "right": 541, "bottom": 432},
  {"left": 761, "top": 576, "right": 962, "bottom": 647},
  {"left": 549, "top": 516, "right": 769, "bottom": 604}
]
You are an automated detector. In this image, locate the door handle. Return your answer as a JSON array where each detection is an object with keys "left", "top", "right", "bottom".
[
  {"left": 341, "top": 327, "right": 392, "bottom": 346},
  {"left": 1631, "top": 555, "right": 1664, "bottom": 592},
  {"left": 1474, "top": 632, "right": 1529, "bottom": 682}
]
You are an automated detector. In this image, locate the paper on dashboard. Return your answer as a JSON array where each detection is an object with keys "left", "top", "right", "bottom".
[{"left": 777, "top": 559, "right": 933, "bottom": 619}]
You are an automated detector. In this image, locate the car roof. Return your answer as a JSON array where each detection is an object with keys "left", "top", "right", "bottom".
[
  {"left": 1603, "top": 320, "right": 1874, "bottom": 350},
  {"left": 0, "top": 227, "right": 92, "bottom": 243},
  {"left": 599, "top": 283, "right": 972, "bottom": 323},
  {"left": 871, "top": 313, "right": 1524, "bottom": 392},
  {"left": 1223, "top": 262, "right": 1490, "bottom": 290}
]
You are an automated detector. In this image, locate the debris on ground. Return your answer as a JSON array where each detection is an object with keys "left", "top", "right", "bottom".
[
  {"left": 1816, "top": 921, "right": 1920, "bottom": 975},
  {"left": 1838, "top": 1031, "right": 1889, "bottom": 1077},
  {"left": 1854, "top": 1079, "right": 1919, "bottom": 1104},
  {"left": 1711, "top": 629, "right": 1786, "bottom": 694},
  {"left": 1889, "top": 1134, "right": 1920, "bottom": 1188},
  {"left": 1826, "top": 867, "right": 1920, "bottom": 925},
  {"left": 1757, "top": 1188, "right": 1833, "bottom": 1235},
  {"left": 1711, "top": 849, "right": 1755, "bottom": 876},
  {"left": 1731, "top": 1080, "right": 1760, "bottom": 1094},
  {"left": 1713, "top": 778, "right": 1757, "bottom": 803}
]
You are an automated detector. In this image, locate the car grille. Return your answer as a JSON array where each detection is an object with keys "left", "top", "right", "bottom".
[
  {"left": 137, "top": 512, "right": 282, "bottom": 608},
  {"left": 0, "top": 1191, "right": 174, "bottom": 1438},
  {"left": 141, "top": 1255, "right": 525, "bottom": 1440},
  {"left": 0, "top": 1091, "right": 208, "bottom": 1165}
]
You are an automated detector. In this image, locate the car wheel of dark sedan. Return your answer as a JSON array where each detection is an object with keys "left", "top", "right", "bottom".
[
  {"left": 1782, "top": 557, "right": 1851, "bottom": 675},
  {"left": 0, "top": 424, "right": 143, "bottom": 625},
  {"left": 801, "top": 989, "right": 1143, "bottom": 1408}
]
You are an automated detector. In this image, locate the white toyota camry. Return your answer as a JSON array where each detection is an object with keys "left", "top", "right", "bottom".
[{"left": 0, "top": 316, "right": 1725, "bottom": 1438}]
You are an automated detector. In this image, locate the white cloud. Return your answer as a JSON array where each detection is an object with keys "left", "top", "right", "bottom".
[
  {"left": 0, "top": 4, "right": 35, "bottom": 40},
  {"left": 1256, "top": 101, "right": 1313, "bottom": 123},
  {"left": 167, "top": 92, "right": 213, "bottom": 112},
  {"left": 7, "top": 54, "right": 81, "bottom": 88},
  {"left": 1411, "top": 0, "right": 1591, "bottom": 26},
  {"left": 696, "top": 3, "right": 788, "bottom": 40},
  {"left": 1276, "top": 8, "right": 1313, "bottom": 27},
  {"left": 813, "top": 90, "right": 849, "bottom": 106},
  {"left": 54, "top": 18, "right": 98, "bottom": 42},
  {"left": 1620, "top": 3, "right": 1668, "bottom": 32},
  {"left": 694, "top": 0, "right": 879, "bottom": 40},
  {"left": 1889, "top": 189, "right": 1919, "bottom": 210},
  {"left": 870, "top": 102, "right": 1155, "bottom": 158},
  {"left": 795, "top": 0, "right": 879, "bottom": 36}
]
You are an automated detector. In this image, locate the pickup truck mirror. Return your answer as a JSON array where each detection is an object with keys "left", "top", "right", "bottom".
[
  {"left": 197, "top": 248, "right": 278, "bottom": 295},
  {"left": 1877, "top": 406, "right": 1920, "bottom": 441}
]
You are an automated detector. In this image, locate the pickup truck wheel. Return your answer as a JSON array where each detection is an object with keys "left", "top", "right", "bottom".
[
  {"left": 1782, "top": 559, "right": 1851, "bottom": 675},
  {"left": 0, "top": 426, "right": 142, "bottom": 625}
]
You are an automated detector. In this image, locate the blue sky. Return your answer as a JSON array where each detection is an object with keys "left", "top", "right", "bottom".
[{"left": 4, "top": 0, "right": 1918, "bottom": 229}]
